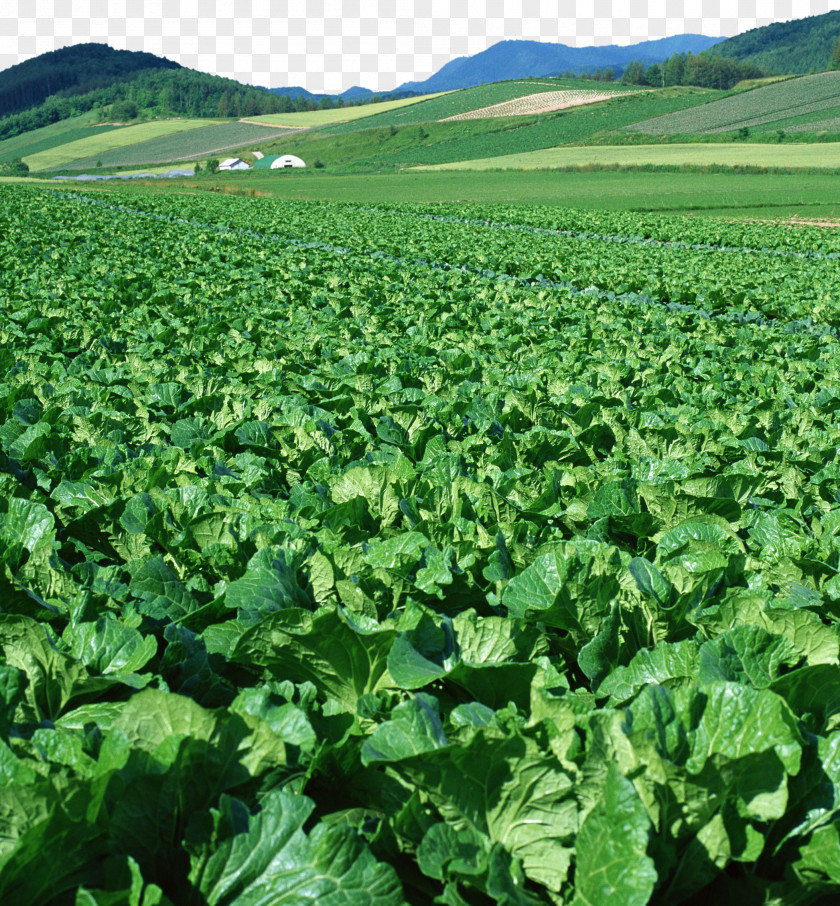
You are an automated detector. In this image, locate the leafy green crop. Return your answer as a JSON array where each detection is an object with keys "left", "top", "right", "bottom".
[{"left": 2, "top": 184, "right": 840, "bottom": 904}]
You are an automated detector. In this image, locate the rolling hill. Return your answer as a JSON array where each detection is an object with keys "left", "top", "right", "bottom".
[{"left": 0, "top": 43, "right": 181, "bottom": 117}]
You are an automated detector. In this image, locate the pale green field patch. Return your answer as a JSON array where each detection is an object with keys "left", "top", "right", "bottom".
[
  {"left": 244, "top": 93, "right": 450, "bottom": 128},
  {"left": 411, "top": 142, "right": 840, "bottom": 171},
  {"left": 24, "top": 119, "right": 225, "bottom": 171}
]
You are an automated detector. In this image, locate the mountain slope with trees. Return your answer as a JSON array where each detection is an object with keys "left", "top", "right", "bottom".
[
  {"left": 0, "top": 43, "right": 181, "bottom": 117},
  {"left": 709, "top": 9, "right": 840, "bottom": 73}
]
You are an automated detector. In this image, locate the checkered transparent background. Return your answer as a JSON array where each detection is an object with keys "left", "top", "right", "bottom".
[{"left": 2, "top": 0, "right": 838, "bottom": 92}]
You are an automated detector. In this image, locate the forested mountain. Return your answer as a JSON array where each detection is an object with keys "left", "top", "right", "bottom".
[
  {"left": 710, "top": 9, "right": 840, "bottom": 73},
  {"left": 0, "top": 43, "right": 181, "bottom": 116}
]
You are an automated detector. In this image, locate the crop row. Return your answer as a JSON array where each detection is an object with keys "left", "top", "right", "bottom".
[
  {"left": 2, "top": 185, "right": 840, "bottom": 905},
  {"left": 626, "top": 70, "right": 840, "bottom": 135}
]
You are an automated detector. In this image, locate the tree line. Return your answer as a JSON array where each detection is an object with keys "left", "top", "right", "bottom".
[{"left": 0, "top": 68, "right": 384, "bottom": 143}]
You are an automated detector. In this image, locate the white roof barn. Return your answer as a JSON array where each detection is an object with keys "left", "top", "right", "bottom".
[
  {"left": 270, "top": 154, "right": 306, "bottom": 169},
  {"left": 219, "top": 158, "right": 250, "bottom": 171},
  {"left": 253, "top": 154, "right": 307, "bottom": 171}
]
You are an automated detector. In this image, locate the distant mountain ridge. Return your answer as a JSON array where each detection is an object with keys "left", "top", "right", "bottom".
[
  {"left": 269, "top": 85, "right": 421, "bottom": 102},
  {"left": 391, "top": 34, "right": 724, "bottom": 93}
]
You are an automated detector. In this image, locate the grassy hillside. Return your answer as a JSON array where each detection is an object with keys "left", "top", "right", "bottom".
[
  {"left": 411, "top": 141, "right": 840, "bottom": 171},
  {"left": 710, "top": 9, "right": 840, "bottom": 73},
  {"left": 24, "top": 119, "right": 218, "bottom": 171},
  {"left": 61, "top": 122, "right": 300, "bottom": 170},
  {"left": 260, "top": 87, "right": 719, "bottom": 171},
  {"left": 0, "top": 110, "right": 121, "bottom": 164},
  {"left": 319, "top": 79, "right": 638, "bottom": 134},
  {"left": 624, "top": 71, "right": 840, "bottom": 135}
]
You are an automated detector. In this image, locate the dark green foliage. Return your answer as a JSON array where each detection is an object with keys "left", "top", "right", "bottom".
[
  {"left": 831, "top": 36, "right": 840, "bottom": 71},
  {"left": 0, "top": 42, "right": 180, "bottom": 117},
  {"left": 3, "top": 185, "right": 840, "bottom": 904},
  {"left": 624, "top": 52, "right": 766, "bottom": 90},
  {"left": 0, "top": 156, "right": 28, "bottom": 175},
  {"left": 110, "top": 98, "right": 138, "bottom": 120},
  {"left": 710, "top": 8, "right": 840, "bottom": 73}
]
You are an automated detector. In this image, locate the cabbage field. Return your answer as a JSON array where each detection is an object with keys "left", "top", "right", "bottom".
[{"left": 3, "top": 185, "right": 840, "bottom": 905}]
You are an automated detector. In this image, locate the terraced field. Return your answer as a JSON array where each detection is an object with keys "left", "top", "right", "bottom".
[
  {"left": 24, "top": 119, "right": 218, "bottom": 171},
  {"left": 626, "top": 71, "right": 840, "bottom": 135},
  {"left": 61, "top": 121, "right": 300, "bottom": 170}
]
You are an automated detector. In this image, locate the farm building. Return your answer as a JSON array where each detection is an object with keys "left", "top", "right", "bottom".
[
  {"left": 253, "top": 154, "right": 307, "bottom": 170},
  {"left": 219, "top": 158, "right": 250, "bottom": 171}
]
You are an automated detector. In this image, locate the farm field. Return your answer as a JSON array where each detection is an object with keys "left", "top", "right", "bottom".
[
  {"left": 440, "top": 88, "right": 628, "bottom": 120},
  {"left": 72, "top": 169, "right": 840, "bottom": 218},
  {"left": 414, "top": 140, "right": 840, "bottom": 171},
  {"left": 625, "top": 70, "right": 840, "bottom": 135},
  {"left": 319, "top": 79, "right": 641, "bottom": 134},
  {"left": 24, "top": 118, "right": 220, "bottom": 171},
  {"left": 61, "top": 121, "right": 301, "bottom": 171},
  {"left": 0, "top": 111, "right": 122, "bottom": 165},
  {"left": 258, "top": 88, "right": 722, "bottom": 172},
  {"left": 3, "top": 184, "right": 840, "bottom": 904},
  {"left": 244, "top": 93, "right": 449, "bottom": 127}
]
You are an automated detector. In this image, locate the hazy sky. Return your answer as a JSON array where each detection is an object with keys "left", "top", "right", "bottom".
[{"left": 3, "top": 0, "right": 839, "bottom": 92}]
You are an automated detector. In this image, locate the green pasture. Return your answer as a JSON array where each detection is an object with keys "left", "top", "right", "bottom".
[
  {"left": 94, "top": 168, "right": 840, "bottom": 219},
  {"left": 244, "top": 93, "right": 449, "bottom": 128},
  {"left": 413, "top": 141, "right": 840, "bottom": 171},
  {"left": 24, "top": 118, "right": 221, "bottom": 171}
]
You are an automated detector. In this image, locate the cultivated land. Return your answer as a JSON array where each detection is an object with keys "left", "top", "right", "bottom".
[
  {"left": 440, "top": 88, "right": 629, "bottom": 120},
  {"left": 412, "top": 141, "right": 840, "bottom": 171},
  {"left": 3, "top": 184, "right": 840, "bottom": 904},
  {"left": 61, "top": 121, "right": 300, "bottom": 170},
  {"left": 244, "top": 92, "right": 450, "bottom": 127},
  {"left": 23, "top": 118, "right": 219, "bottom": 171},
  {"left": 39, "top": 169, "right": 840, "bottom": 219},
  {"left": 625, "top": 70, "right": 840, "bottom": 134},
  {"left": 0, "top": 110, "right": 122, "bottom": 164}
]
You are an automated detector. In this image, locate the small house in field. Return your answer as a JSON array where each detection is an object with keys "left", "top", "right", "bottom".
[
  {"left": 219, "top": 158, "right": 250, "bottom": 171},
  {"left": 253, "top": 154, "right": 306, "bottom": 170},
  {"left": 253, "top": 151, "right": 265, "bottom": 160}
]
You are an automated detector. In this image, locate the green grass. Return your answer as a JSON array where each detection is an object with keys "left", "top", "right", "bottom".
[
  {"left": 626, "top": 71, "right": 840, "bottom": 135},
  {"left": 60, "top": 121, "right": 300, "bottom": 171},
  {"left": 24, "top": 119, "right": 222, "bottom": 171},
  {"left": 412, "top": 141, "right": 840, "bottom": 171},
  {"left": 320, "top": 79, "right": 640, "bottom": 134},
  {"left": 0, "top": 111, "right": 122, "bottom": 164},
  {"left": 244, "top": 93, "right": 449, "bottom": 127},
  {"left": 95, "top": 169, "right": 840, "bottom": 219},
  {"left": 255, "top": 87, "right": 721, "bottom": 172}
]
